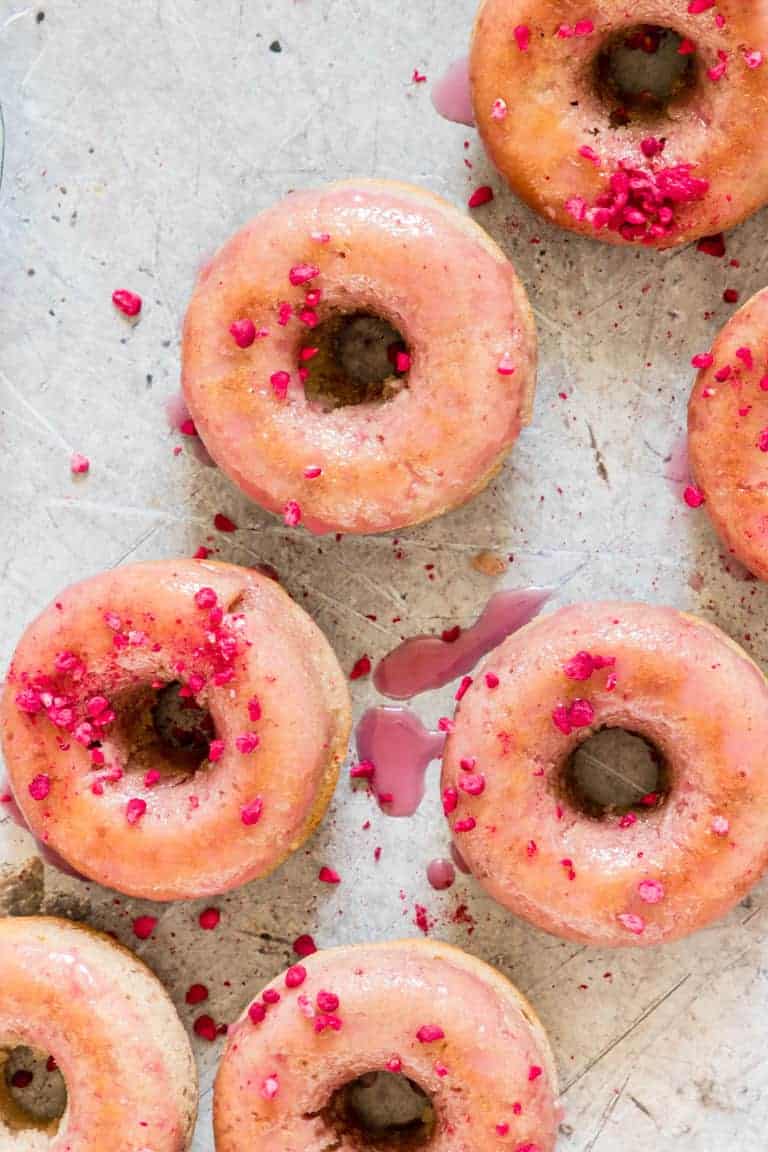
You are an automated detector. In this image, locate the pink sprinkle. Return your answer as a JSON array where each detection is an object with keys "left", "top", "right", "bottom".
[
  {"left": 459, "top": 773, "right": 486, "bottom": 796},
  {"left": 526, "top": 840, "right": 537, "bottom": 857},
  {"left": 350, "top": 655, "right": 372, "bottom": 680},
  {"left": 132, "top": 915, "right": 158, "bottom": 940},
  {"left": 678, "top": 37, "right": 696, "bottom": 54},
  {"left": 247, "top": 697, "right": 262, "bottom": 723},
  {"left": 416, "top": 1024, "right": 445, "bottom": 1043},
  {"left": 179, "top": 418, "right": 197, "bottom": 436},
  {"left": 314, "top": 1013, "right": 343, "bottom": 1033},
  {"left": 454, "top": 816, "right": 477, "bottom": 832},
  {"left": 496, "top": 1123, "right": 510, "bottom": 1136},
  {"left": 29, "top": 774, "right": 51, "bottom": 800},
  {"left": 283, "top": 499, "right": 302, "bottom": 527},
  {"left": 460, "top": 757, "right": 476, "bottom": 771},
  {"left": 350, "top": 760, "right": 376, "bottom": 780},
  {"left": 386, "top": 1056, "right": 402, "bottom": 1073},
  {"left": 235, "top": 733, "right": 260, "bottom": 754},
  {"left": 230, "top": 318, "right": 256, "bottom": 348},
  {"left": 691, "top": 352, "right": 714, "bottom": 369},
  {"left": 261, "top": 1074, "right": 279, "bottom": 1101},
  {"left": 683, "top": 485, "right": 705, "bottom": 508},
  {"left": 574, "top": 19, "right": 594, "bottom": 35},
  {"left": 319, "top": 866, "right": 341, "bottom": 884},
  {"left": 565, "top": 196, "right": 587, "bottom": 222},
  {"left": 619, "top": 812, "right": 637, "bottom": 829},
  {"left": 736, "top": 347, "right": 754, "bottom": 369},
  {"left": 638, "top": 879, "right": 664, "bottom": 904},
  {"left": 193, "top": 1015, "right": 217, "bottom": 1042},
  {"left": 299, "top": 308, "right": 319, "bottom": 328},
  {"left": 468, "top": 185, "right": 494, "bottom": 208},
  {"left": 412, "top": 69, "right": 427, "bottom": 83},
  {"left": 687, "top": 0, "right": 715, "bottom": 11},
  {"left": 569, "top": 699, "right": 594, "bottom": 727},
  {"left": 758, "top": 429, "right": 768, "bottom": 453},
  {"left": 578, "top": 146, "right": 600, "bottom": 165},
  {"left": 144, "top": 768, "right": 161, "bottom": 788},
  {"left": 126, "top": 797, "right": 147, "bottom": 825},
  {"left": 395, "top": 350, "right": 412, "bottom": 373},
  {"left": 711, "top": 815, "right": 730, "bottom": 836},
  {"left": 513, "top": 24, "right": 530, "bottom": 51},
  {"left": 70, "top": 452, "right": 90, "bottom": 475},
  {"left": 262, "top": 989, "right": 281, "bottom": 1005},
  {"left": 455, "top": 675, "right": 473, "bottom": 701},
  {"left": 112, "top": 288, "right": 142, "bottom": 317},
  {"left": 745, "top": 50, "right": 763, "bottom": 68},
  {"left": 491, "top": 98, "right": 508, "bottom": 120},
  {"left": 289, "top": 263, "right": 320, "bottom": 286},
  {"left": 199, "top": 907, "right": 220, "bottom": 930},
  {"left": 528, "top": 1065, "right": 542, "bottom": 1082},
  {"left": 214, "top": 513, "right": 237, "bottom": 532},
  {"left": 277, "top": 301, "right": 292, "bottom": 326},
  {"left": 707, "top": 59, "right": 727, "bottom": 82},
  {"left": 304, "top": 465, "right": 322, "bottom": 479},
  {"left": 317, "top": 990, "right": 340, "bottom": 1013},
  {"left": 564, "top": 650, "right": 594, "bottom": 681},
  {"left": 208, "top": 739, "right": 225, "bottom": 762},
  {"left": 640, "top": 136, "right": 664, "bottom": 159},
  {"left": 195, "top": 586, "right": 218, "bottom": 610},
  {"left": 617, "top": 912, "right": 645, "bottom": 935},
  {"left": 442, "top": 787, "right": 458, "bottom": 815},
  {"left": 186, "top": 984, "right": 209, "bottom": 1005},
  {"left": 293, "top": 934, "right": 317, "bottom": 957},
  {"left": 305, "top": 288, "right": 322, "bottom": 307},
  {"left": 285, "top": 965, "right": 307, "bottom": 988},
  {"left": 270, "top": 370, "right": 291, "bottom": 400},
  {"left": 497, "top": 352, "right": 516, "bottom": 375},
  {"left": 248, "top": 1001, "right": 267, "bottom": 1025},
  {"left": 241, "top": 797, "right": 264, "bottom": 826}
]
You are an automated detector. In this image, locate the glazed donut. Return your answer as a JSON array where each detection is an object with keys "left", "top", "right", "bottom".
[
  {"left": 0, "top": 559, "right": 351, "bottom": 900},
  {"left": 442, "top": 601, "right": 768, "bottom": 946},
  {"left": 0, "top": 915, "right": 196, "bottom": 1150},
  {"left": 182, "top": 179, "right": 536, "bottom": 534},
  {"left": 214, "top": 939, "right": 558, "bottom": 1152},
  {"left": 688, "top": 286, "right": 768, "bottom": 579},
  {"left": 471, "top": 2, "right": 768, "bottom": 247}
]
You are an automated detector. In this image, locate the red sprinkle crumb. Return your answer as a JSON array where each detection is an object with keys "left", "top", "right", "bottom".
[
  {"left": 132, "top": 915, "right": 157, "bottom": 940},
  {"left": 617, "top": 912, "right": 645, "bottom": 935},
  {"left": 241, "top": 796, "right": 264, "bottom": 825},
  {"left": 468, "top": 185, "right": 494, "bottom": 209},
  {"left": 350, "top": 655, "right": 372, "bottom": 680},
  {"left": 528, "top": 1065, "right": 543, "bottom": 1081},
  {"left": 442, "top": 787, "right": 458, "bottom": 815},
  {"left": 193, "top": 1015, "right": 217, "bottom": 1042},
  {"left": 199, "top": 907, "right": 221, "bottom": 931},
  {"left": 319, "top": 866, "right": 341, "bottom": 884},
  {"left": 283, "top": 500, "right": 302, "bottom": 528},
  {"left": 293, "top": 934, "right": 317, "bottom": 957},
  {"left": 70, "top": 452, "right": 90, "bottom": 475},
  {"left": 697, "top": 234, "right": 726, "bottom": 257},
  {"left": 186, "top": 984, "right": 209, "bottom": 1005},
  {"left": 317, "top": 990, "right": 340, "bottom": 1012},
  {"left": 289, "top": 263, "right": 320, "bottom": 286},
  {"left": 684, "top": 485, "right": 705, "bottom": 508},
  {"left": 455, "top": 675, "right": 473, "bottom": 701},
  {"left": 485, "top": 672, "right": 500, "bottom": 689},
  {"left": 112, "top": 288, "right": 142, "bottom": 317},
  {"left": 386, "top": 1056, "right": 402, "bottom": 1072},
  {"left": 230, "top": 318, "right": 256, "bottom": 348},
  {"left": 416, "top": 1024, "right": 445, "bottom": 1043},
  {"left": 285, "top": 965, "right": 307, "bottom": 988},
  {"left": 412, "top": 69, "right": 427, "bottom": 83},
  {"left": 350, "top": 760, "right": 376, "bottom": 780},
  {"left": 723, "top": 288, "right": 740, "bottom": 304},
  {"left": 513, "top": 24, "right": 530, "bottom": 51},
  {"left": 454, "top": 816, "right": 477, "bottom": 832},
  {"left": 126, "top": 797, "right": 147, "bottom": 825},
  {"left": 248, "top": 1001, "right": 267, "bottom": 1025},
  {"left": 29, "top": 773, "right": 51, "bottom": 801},
  {"left": 213, "top": 513, "right": 237, "bottom": 533}
]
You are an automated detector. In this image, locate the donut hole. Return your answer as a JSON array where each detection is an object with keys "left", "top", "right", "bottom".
[
  {"left": 0, "top": 1045, "right": 67, "bottom": 1138},
  {"left": 108, "top": 681, "right": 216, "bottom": 778},
  {"left": 300, "top": 312, "right": 411, "bottom": 410},
  {"left": 561, "top": 727, "right": 670, "bottom": 819},
  {"left": 321, "top": 1071, "right": 435, "bottom": 1151},
  {"left": 594, "top": 26, "right": 697, "bottom": 123}
]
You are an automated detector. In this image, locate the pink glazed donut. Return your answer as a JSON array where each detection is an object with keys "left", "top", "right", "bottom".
[
  {"left": 471, "top": 2, "right": 768, "bottom": 247},
  {"left": 688, "top": 287, "right": 768, "bottom": 579},
  {"left": 442, "top": 601, "right": 768, "bottom": 947},
  {"left": 182, "top": 179, "right": 536, "bottom": 534},
  {"left": 214, "top": 940, "right": 559, "bottom": 1152},
  {"left": 0, "top": 559, "right": 351, "bottom": 900},
  {"left": 0, "top": 915, "right": 196, "bottom": 1150}
]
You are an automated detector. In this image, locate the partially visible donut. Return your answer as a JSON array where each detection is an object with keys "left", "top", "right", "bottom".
[
  {"left": 0, "top": 915, "right": 196, "bottom": 1150},
  {"left": 688, "top": 286, "right": 768, "bottom": 579},
  {"left": 214, "top": 939, "right": 559, "bottom": 1152},
  {"left": 442, "top": 600, "right": 768, "bottom": 946},
  {"left": 182, "top": 179, "right": 536, "bottom": 534},
  {"left": 471, "top": 2, "right": 768, "bottom": 247},
  {"left": 0, "top": 559, "right": 351, "bottom": 900}
]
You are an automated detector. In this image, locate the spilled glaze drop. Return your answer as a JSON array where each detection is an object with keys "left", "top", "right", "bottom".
[
  {"left": 427, "top": 858, "right": 456, "bottom": 890},
  {"left": 374, "top": 587, "right": 551, "bottom": 700},
  {"left": 355, "top": 707, "right": 445, "bottom": 817},
  {"left": 664, "top": 432, "right": 689, "bottom": 485},
  {"left": 431, "top": 57, "right": 475, "bottom": 126}
]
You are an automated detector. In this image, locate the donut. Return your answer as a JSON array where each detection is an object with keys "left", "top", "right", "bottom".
[
  {"left": 0, "top": 559, "right": 351, "bottom": 900},
  {"left": 688, "top": 286, "right": 768, "bottom": 579},
  {"left": 442, "top": 600, "right": 768, "bottom": 946},
  {"left": 214, "top": 939, "right": 559, "bottom": 1152},
  {"left": 471, "top": 2, "right": 768, "bottom": 247},
  {"left": 181, "top": 179, "right": 536, "bottom": 534},
  {"left": 0, "top": 915, "right": 196, "bottom": 1149}
]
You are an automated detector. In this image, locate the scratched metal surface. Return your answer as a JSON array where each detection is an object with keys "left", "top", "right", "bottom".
[{"left": 2, "top": 2, "right": 768, "bottom": 1149}]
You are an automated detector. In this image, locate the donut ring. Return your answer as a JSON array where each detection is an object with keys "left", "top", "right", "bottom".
[
  {"left": 182, "top": 179, "right": 536, "bottom": 534},
  {"left": 0, "top": 915, "right": 196, "bottom": 1150},
  {"left": 471, "top": 2, "right": 768, "bottom": 247},
  {"left": 442, "top": 601, "right": 768, "bottom": 946},
  {"left": 688, "top": 286, "right": 768, "bottom": 579},
  {"left": 0, "top": 559, "right": 351, "bottom": 900},
  {"left": 214, "top": 939, "right": 559, "bottom": 1152}
]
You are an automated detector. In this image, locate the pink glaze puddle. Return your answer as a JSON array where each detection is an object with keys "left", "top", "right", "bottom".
[
  {"left": 355, "top": 707, "right": 445, "bottom": 817},
  {"left": 431, "top": 57, "right": 475, "bottom": 126},
  {"left": 664, "top": 432, "right": 689, "bottom": 485},
  {"left": 427, "top": 857, "right": 455, "bottom": 890},
  {"left": 0, "top": 775, "right": 84, "bottom": 879},
  {"left": 373, "top": 587, "right": 551, "bottom": 700},
  {"left": 165, "top": 393, "right": 216, "bottom": 468}
]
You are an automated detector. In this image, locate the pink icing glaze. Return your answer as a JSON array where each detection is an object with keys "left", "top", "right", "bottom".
[
  {"left": 431, "top": 57, "right": 475, "bottom": 126},
  {"left": 182, "top": 180, "right": 536, "bottom": 534},
  {"left": 0, "top": 916, "right": 196, "bottom": 1150},
  {"left": 689, "top": 287, "right": 768, "bottom": 579},
  {"left": 374, "top": 588, "right": 550, "bottom": 699},
  {"left": 355, "top": 707, "right": 445, "bottom": 817},
  {"left": 443, "top": 600, "right": 768, "bottom": 947},
  {"left": 214, "top": 941, "right": 558, "bottom": 1152},
  {"left": 0, "top": 775, "right": 85, "bottom": 879},
  {"left": 0, "top": 559, "right": 351, "bottom": 900}
]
